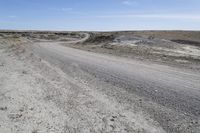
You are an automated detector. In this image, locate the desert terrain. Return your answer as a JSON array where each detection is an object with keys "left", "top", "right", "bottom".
[{"left": 0, "top": 30, "right": 200, "bottom": 133}]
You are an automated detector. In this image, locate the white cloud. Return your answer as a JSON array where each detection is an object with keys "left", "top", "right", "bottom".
[
  {"left": 49, "top": 7, "right": 88, "bottom": 16},
  {"left": 122, "top": 0, "right": 138, "bottom": 6},
  {"left": 96, "top": 14, "right": 200, "bottom": 20},
  {"left": 122, "top": 1, "right": 131, "bottom": 5},
  {"left": 60, "top": 8, "right": 73, "bottom": 12},
  {"left": 50, "top": 7, "right": 73, "bottom": 12},
  {"left": 8, "top": 16, "right": 17, "bottom": 18}
]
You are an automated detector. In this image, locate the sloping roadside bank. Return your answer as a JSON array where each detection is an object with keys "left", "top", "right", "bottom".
[{"left": 0, "top": 37, "right": 165, "bottom": 132}]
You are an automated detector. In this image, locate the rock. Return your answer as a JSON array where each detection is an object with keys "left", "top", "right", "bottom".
[
  {"left": 0, "top": 106, "right": 7, "bottom": 111},
  {"left": 22, "top": 70, "right": 27, "bottom": 74},
  {"left": 110, "top": 118, "right": 115, "bottom": 121}
]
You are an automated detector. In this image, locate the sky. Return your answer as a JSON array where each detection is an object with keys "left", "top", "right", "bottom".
[{"left": 0, "top": 0, "right": 200, "bottom": 31}]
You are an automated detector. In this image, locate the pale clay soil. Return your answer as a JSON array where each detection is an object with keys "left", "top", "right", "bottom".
[
  {"left": 0, "top": 42, "right": 165, "bottom": 132},
  {"left": 1, "top": 31, "right": 200, "bottom": 133}
]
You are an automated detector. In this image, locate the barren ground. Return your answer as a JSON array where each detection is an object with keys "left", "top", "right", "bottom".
[{"left": 0, "top": 31, "right": 200, "bottom": 133}]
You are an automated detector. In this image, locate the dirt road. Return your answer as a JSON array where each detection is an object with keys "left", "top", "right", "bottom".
[
  {"left": 32, "top": 42, "right": 200, "bottom": 132},
  {"left": 1, "top": 31, "right": 200, "bottom": 132},
  {"left": 67, "top": 33, "right": 90, "bottom": 44},
  {"left": 1, "top": 37, "right": 166, "bottom": 132}
]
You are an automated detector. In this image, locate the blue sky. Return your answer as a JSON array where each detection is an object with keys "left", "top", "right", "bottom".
[{"left": 0, "top": 0, "right": 200, "bottom": 31}]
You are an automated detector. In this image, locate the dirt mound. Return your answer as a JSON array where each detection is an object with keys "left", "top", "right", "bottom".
[
  {"left": 85, "top": 33, "right": 115, "bottom": 44},
  {"left": 0, "top": 31, "right": 83, "bottom": 42},
  {"left": 171, "top": 39, "right": 200, "bottom": 47}
]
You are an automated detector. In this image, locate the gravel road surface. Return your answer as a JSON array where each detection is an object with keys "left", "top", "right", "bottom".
[{"left": 31, "top": 42, "right": 200, "bottom": 132}]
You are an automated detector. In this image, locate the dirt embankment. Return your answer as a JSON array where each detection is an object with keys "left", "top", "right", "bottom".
[
  {"left": 0, "top": 32, "right": 165, "bottom": 133},
  {"left": 83, "top": 32, "right": 115, "bottom": 44},
  {"left": 1, "top": 31, "right": 200, "bottom": 70},
  {"left": 65, "top": 31, "right": 200, "bottom": 70},
  {"left": 1, "top": 31, "right": 200, "bottom": 132},
  {"left": 0, "top": 31, "right": 83, "bottom": 42}
]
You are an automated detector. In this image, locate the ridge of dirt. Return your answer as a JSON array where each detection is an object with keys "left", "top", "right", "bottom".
[{"left": 64, "top": 31, "right": 200, "bottom": 71}]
